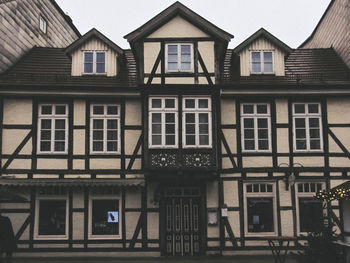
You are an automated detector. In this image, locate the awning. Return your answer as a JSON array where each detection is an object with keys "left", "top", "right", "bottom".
[
  {"left": 316, "top": 180, "right": 350, "bottom": 201},
  {"left": 0, "top": 178, "right": 145, "bottom": 188}
]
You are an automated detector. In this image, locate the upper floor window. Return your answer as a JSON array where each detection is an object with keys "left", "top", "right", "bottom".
[
  {"left": 241, "top": 103, "right": 271, "bottom": 152},
  {"left": 165, "top": 43, "right": 193, "bottom": 72},
  {"left": 84, "top": 51, "right": 106, "bottom": 74},
  {"left": 183, "top": 97, "right": 212, "bottom": 148},
  {"left": 149, "top": 97, "right": 178, "bottom": 148},
  {"left": 244, "top": 182, "right": 277, "bottom": 236},
  {"left": 293, "top": 103, "right": 323, "bottom": 151},
  {"left": 39, "top": 16, "right": 47, "bottom": 34},
  {"left": 38, "top": 104, "right": 68, "bottom": 154},
  {"left": 251, "top": 51, "right": 273, "bottom": 74},
  {"left": 90, "top": 104, "right": 120, "bottom": 154},
  {"left": 295, "top": 182, "right": 325, "bottom": 234}
]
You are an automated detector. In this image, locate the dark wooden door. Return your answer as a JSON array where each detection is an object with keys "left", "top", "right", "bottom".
[{"left": 164, "top": 187, "right": 201, "bottom": 256}]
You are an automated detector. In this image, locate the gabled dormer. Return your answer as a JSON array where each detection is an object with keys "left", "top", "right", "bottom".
[
  {"left": 124, "top": 1, "right": 233, "bottom": 85},
  {"left": 66, "top": 28, "right": 124, "bottom": 77},
  {"left": 234, "top": 28, "right": 293, "bottom": 76}
]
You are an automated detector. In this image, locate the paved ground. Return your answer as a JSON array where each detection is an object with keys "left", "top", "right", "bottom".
[{"left": 8, "top": 255, "right": 300, "bottom": 263}]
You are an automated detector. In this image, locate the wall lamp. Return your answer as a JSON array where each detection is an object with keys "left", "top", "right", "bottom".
[{"left": 278, "top": 163, "right": 303, "bottom": 191}]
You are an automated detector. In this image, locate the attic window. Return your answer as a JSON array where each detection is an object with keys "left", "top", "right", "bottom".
[
  {"left": 251, "top": 51, "right": 273, "bottom": 74},
  {"left": 84, "top": 51, "right": 106, "bottom": 74},
  {"left": 39, "top": 16, "right": 47, "bottom": 34},
  {"left": 165, "top": 43, "right": 193, "bottom": 72}
]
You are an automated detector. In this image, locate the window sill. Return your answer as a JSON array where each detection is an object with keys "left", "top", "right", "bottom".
[
  {"left": 34, "top": 235, "right": 68, "bottom": 240},
  {"left": 88, "top": 235, "right": 121, "bottom": 240},
  {"left": 249, "top": 73, "right": 275, "bottom": 76},
  {"left": 37, "top": 152, "right": 68, "bottom": 156},
  {"left": 82, "top": 73, "right": 107, "bottom": 76},
  {"left": 245, "top": 232, "right": 277, "bottom": 237}
]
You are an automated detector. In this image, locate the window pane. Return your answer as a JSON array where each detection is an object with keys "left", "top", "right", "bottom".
[
  {"left": 296, "top": 140, "right": 307, "bottom": 149},
  {"left": 107, "top": 142, "right": 118, "bottom": 151},
  {"left": 247, "top": 198, "right": 274, "bottom": 233},
  {"left": 41, "top": 130, "right": 51, "bottom": 140},
  {"left": 93, "top": 130, "right": 103, "bottom": 140},
  {"left": 107, "top": 106, "right": 118, "bottom": 115},
  {"left": 199, "top": 135, "right": 209, "bottom": 145},
  {"left": 181, "top": 62, "right": 191, "bottom": 70},
  {"left": 152, "top": 113, "right": 161, "bottom": 123},
  {"left": 96, "top": 52, "right": 105, "bottom": 63},
  {"left": 257, "top": 105, "right": 267, "bottom": 114},
  {"left": 296, "top": 129, "right": 306, "bottom": 139},
  {"left": 186, "top": 124, "right": 195, "bottom": 134},
  {"left": 252, "top": 52, "right": 260, "bottom": 62},
  {"left": 295, "top": 118, "right": 305, "bottom": 128},
  {"left": 257, "top": 118, "right": 268, "bottom": 128},
  {"left": 185, "top": 99, "right": 195, "bottom": 108},
  {"left": 92, "top": 200, "right": 119, "bottom": 235},
  {"left": 264, "top": 63, "right": 273, "bottom": 73},
  {"left": 252, "top": 63, "right": 261, "bottom": 73},
  {"left": 54, "top": 142, "right": 65, "bottom": 151},
  {"left": 96, "top": 63, "right": 105, "bottom": 73},
  {"left": 152, "top": 124, "right": 161, "bottom": 134},
  {"left": 243, "top": 104, "right": 254, "bottom": 114},
  {"left": 181, "top": 45, "right": 191, "bottom": 54},
  {"left": 40, "top": 141, "right": 51, "bottom": 151},
  {"left": 39, "top": 200, "right": 66, "bottom": 235},
  {"left": 199, "top": 113, "right": 208, "bottom": 123},
  {"left": 263, "top": 52, "right": 272, "bottom": 62},
  {"left": 165, "top": 124, "right": 175, "bottom": 134},
  {"left": 168, "top": 62, "right": 178, "bottom": 70},
  {"left": 166, "top": 135, "right": 175, "bottom": 145},
  {"left": 299, "top": 198, "right": 323, "bottom": 232},
  {"left": 93, "top": 141, "right": 103, "bottom": 151},
  {"left": 84, "top": 63, "right": 93, "bottom": 73},
  {"left": 93, "top": 119, "right": 104, "bottom": 129},
  {"left": 310, "top": 140, "right": 321, "bottom": 150},
  {"left": 151, "top": 99, "right": 161, "bottom": 109},
  {"left": 168, "top": 45, "right": 177, "bottom": 53},
  {"left": 244, "top": 129, "right": 254, "bottom": 139},
  {"left": 41, "top": 119, "right": 51, "bottom": 129},
  {"left": 310, "top": 129, "right": 320, "bottom": 138},
  {"left": 294, "top": 104, "right": 305, "bottom": 114},
  {"left": 244, "top": 118, "right": 254, "bottom": 128},
  {"left": 93, "top": 106, "right": 104, "bottom": 115},
  {"left": 186, "top": 113, "right": 195, "bottom": 123},
  {"left": 55, "top": 130, "right": 65, "bottom": 140},
  {"left": 246, "top": 184, "right": 252, "bottom": 192},
  {"left": 41, "top": 105, "right": 52, "bottom": 115},
  {"left": 55, "top": 119, "right": 65, "bottom": 129},
  {"left": 165, "top": 113, "right": 175, "bottom": 123},
  {"left": 258, "top": 140, "right": 269, "bottom": 150},
  {"left": 152, "top": 135, "right": 161, "bottom": 145},
  {"left": 199, "top": 124, "right": 208, "bottom": 134},
  {"left": 55, "top": 106, "right": 66, "bottom": 115},
  {"left": 258, "top": 129, "right": 268, "bottom": 139},
  {"left": 244, "top": 140, "right": 255, "bottom": 150},
  {"left": 181, "top": 54, "right": 191, "bottom": 63},
  {"left": 84, "top": 52, "right": 93, "bottom": 62},
  {"left": 267, "top": 184, "right": 273, "bottom": 192},
  {"left": 165, "top": 99, "right": 175, "bottom": 108},
  {"left": 199, "top": 99, "right": 208, "bottom": 109},
  {"left": 186, "top": 135, "right": 195, "bottom": 145},
  {"left": 107, "top": 131, "right": 117, "bottom": 140},
  {"left": 308, "top": 104, "right": 319, "bottom": 114},
  {"left": 309, "top": 118, "right": 320, "bottom": 128},
  {"left": 107, "top": 120, "right": 118, "bottom": 129},
  {"left": 168, "top": 54, "right": 178, "bottom": 63}
]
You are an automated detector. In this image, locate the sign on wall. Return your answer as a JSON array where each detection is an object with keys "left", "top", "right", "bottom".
[{"left": 107, "top": 211, "right": 119, "bottom": 223}]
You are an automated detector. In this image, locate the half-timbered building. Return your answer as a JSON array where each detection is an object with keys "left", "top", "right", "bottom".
[{"left": 0, "top": 1, "right": 349, "bottom": 258}]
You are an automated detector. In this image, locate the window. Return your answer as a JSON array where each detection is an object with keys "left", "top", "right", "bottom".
[
  {"left": 166, "top": 43, "right": 193, "bottom": 72},
  {"left": 35, "top": 187, "right": 68, "bottom": 239},
  {"left": 293, "top": 103, "right": 323, "bottom": 151},
  {"left": 241, "top": 103, "right": 271, "bottom": 151},
  {"left": 149, "top": 97, "right": 178, "bottom": 148},
  {"left": 244, "top": 182, "right": 277, "bottom": 235},
  {"left": 251, "top": 51, "right": 273, "bottom": 74},
  {"left": 89, "top": 188, "right": 121, "bottom": 239},
  {"left": 84, "top": 51, "right": 106, "bottom": 74},
  {"left": 90, "top": 104, "right": 120, "bottom": 153},
  {"left": 183, "top": 97, "right": 212, "bottom": 148},
  {"left": 38, "top": 104, "right": 68, "bottom": 154},
  {"left": 295, "top": 182, "right": 325, "bottom": 234},
  {"left": 39, "top": 16, "right": 47, "bottom": 34}
]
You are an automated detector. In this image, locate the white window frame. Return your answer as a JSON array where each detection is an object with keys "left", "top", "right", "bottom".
[
  {"left": 250, "top": 50, "right": 274, "bottom": 74},
  {"left": 88, "top": 190, "right": 121, "bottom": 240},
  {"left": 182, "top": 97, "right": 212, "bottom": 148},
  {"left": 295, "top": 181, "right": 326, "bottom": 235},
  {"left": 90, "top": 104, "right": 121, "bottom": 154},
  {"left": 34, "top": 190, "right": 68, "bottom": 240},
  {"left": 37, "top": 104, "right": 68, "bottom": 154},
  {"left": 83, "top": 51, "right": 107, "bottom": 74},
  {"left": 241, "top": 103, "right": 271, "bottom": 152},
  {"left": 148, "top": 96, "right": 178, "bottom": 149},
  {"left": 243, "top": 182, "right": 277, "bottom": 237},
  {"left": 39, "top": 15, "right": 47, "bottom": 34},
  {"left": 165, "top": 43, "right": 194, "bottom": 73},
  {"left": 292, "top": 102, "right": 323, "bottom": 152}
]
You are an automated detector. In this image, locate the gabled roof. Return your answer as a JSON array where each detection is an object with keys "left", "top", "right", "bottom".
[
  {"left": 233, "top": 28, "right": 293, "bottom": 54},
  {"left": 124, "top": 1, "right": 233, "bottom": 42},
  {"left": 65, "top": 28, "right": 124, "bottom": 56}
]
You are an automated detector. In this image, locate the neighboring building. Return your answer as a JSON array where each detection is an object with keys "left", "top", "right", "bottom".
[
  {"left": 300, "top": 0, "right": 350, "bottom": 67},
  {"left": 0, "top": 1, "right": 349, "bottom": 257},
  {"left": 0, "top": 0, "right": 80, "bottom": 73}
]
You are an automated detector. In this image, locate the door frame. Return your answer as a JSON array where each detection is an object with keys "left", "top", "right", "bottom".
[{"left": 159, "top": 181, "right": 207, "bottom": 256}]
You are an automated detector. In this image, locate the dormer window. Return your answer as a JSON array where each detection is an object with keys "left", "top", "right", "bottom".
[
  {"left": 251, "top": 51, "right": 273, "bottom": 74},
  {"left": 165, "top": 43, "right": 193, "bottom": 72},
  {"left": 39, "top": 16, "right": 47, "bottom": 34},
  {"left": 84, "top": 51, "right": 106, "bottom": 74}
]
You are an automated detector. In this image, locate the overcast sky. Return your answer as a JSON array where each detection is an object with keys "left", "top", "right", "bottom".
[{"left": 56, "top": 0, "right": 331, "bottom": 49}]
